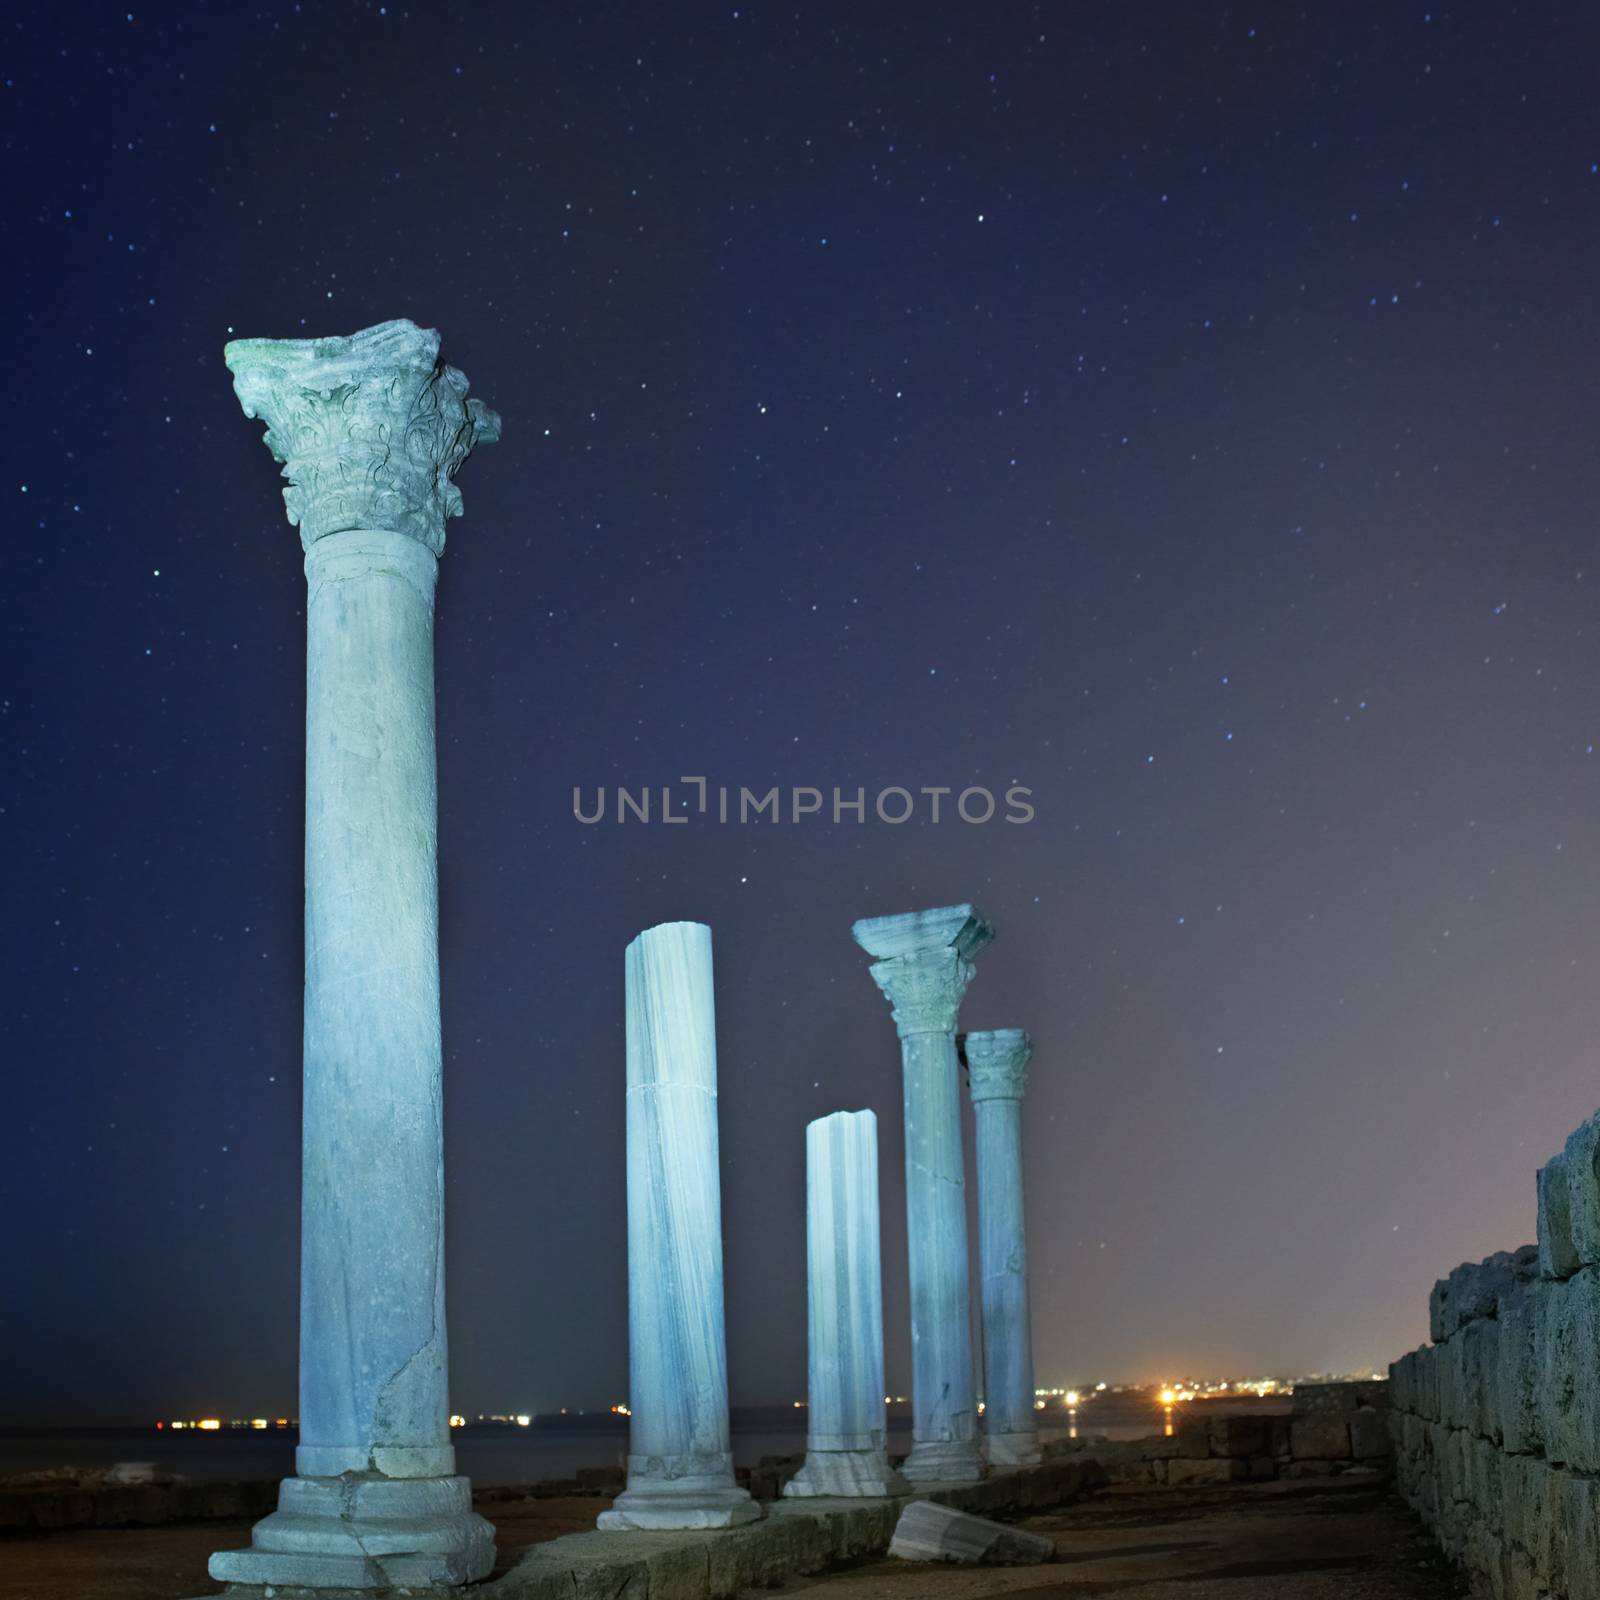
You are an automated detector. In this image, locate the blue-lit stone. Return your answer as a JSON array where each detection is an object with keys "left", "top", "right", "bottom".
[
  {"left": 785, "top": 1110, "right": 907, "bottom": 1499},
  {"left": 208, "top": 320, "right": 498, "bottom": 1590},
  {"left": 598, "top": 921, "right": 760, "bottom": 1531},
  {"left": 853, "top": 903, "right": 993, "bottom": 1485},
  {"left": 965, "top": 1029, "right": 1042, "bottom": 1468}
]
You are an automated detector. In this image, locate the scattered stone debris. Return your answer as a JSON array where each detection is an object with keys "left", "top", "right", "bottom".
[{"left": 888, "top": 1499, "right": 1056, "bottom": 1564}]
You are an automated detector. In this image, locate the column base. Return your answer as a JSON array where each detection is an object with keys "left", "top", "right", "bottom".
[
  {"left": 207, "top": 1474, "right": 494, "bottom": 1590},
  {"left": 984, "top": 1430, "right": 1043, "bottom": 1468},
  {"left": 783, "top": 1449, "right": 908, "bottom": 1499},
  {"left": 901, "top": 1438, "right": 984, "bottom": 1485},
  {"left": 597, "top": 1482, "right": 761, "bottom": 1531}
]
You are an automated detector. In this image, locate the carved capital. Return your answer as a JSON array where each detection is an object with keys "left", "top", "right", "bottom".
[
  {"left": 224, "top": 318, "right": 501, "bottom": 555},
  {"left": 964, "top": 1028, "right": 1032, "bottom": 1101},
  {"left": 869, "top": 948, "right": 975, "bottom": 1038}
]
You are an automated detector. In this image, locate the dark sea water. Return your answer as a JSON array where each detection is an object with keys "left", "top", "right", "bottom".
[{"left": 0, "top": 1418, "right": 1154, "bottom": 1487}]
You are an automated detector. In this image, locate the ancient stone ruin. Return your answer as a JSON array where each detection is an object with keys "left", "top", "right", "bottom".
[
  {"left": 206, "top": 320, "right": 1066, "bottom": 1598},
  {"left": 1391, "top": 1110, "right": 1600, "bottom": 1599},
  {"left": 209, "top": 320, "right": 500, "bottom": 1590}
]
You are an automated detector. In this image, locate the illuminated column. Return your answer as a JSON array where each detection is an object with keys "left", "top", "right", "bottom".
[
  {"left": 209, "top": 320, "right": 499, "bottom": 1590},
  {"left": 853, "top": 904, "right": 993, "bottom": 1484},
  {"left": 965, "top": 1029, "right": 1041, "bottom": 1468},
  {"left": 785, "top": 1110, "right": 906, "bottom": 1498},
  {"left": 598, "top": 921, "right": 760, "bottom": 1531}
]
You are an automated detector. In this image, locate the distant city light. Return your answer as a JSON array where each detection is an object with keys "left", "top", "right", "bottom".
[
  {"left": 198, "top": 1419, "right": 221, "bottom": 1431},
  {"left": 515, "top": 1414, "right": 531, "bottom": 1427},
  {"left": 449, "top": 1414, "right": 466, "bottom": 1428}
]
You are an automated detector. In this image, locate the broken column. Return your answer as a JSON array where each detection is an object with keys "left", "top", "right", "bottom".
[
  {"left": 210, "top": 319, "right": 499, "bottom": 1589},
  {"left": 853, "top": 904, "right": 993, "bottom": 1484},
  {"left": 785, "top": 1109, "right": 905, "bottom": 1498},
  {"left": 964, "top": 1028, "right": 1041, "bottom": 1468},
  {"left": 597, "top": 921, "right": 759, "bottom": 1530}
]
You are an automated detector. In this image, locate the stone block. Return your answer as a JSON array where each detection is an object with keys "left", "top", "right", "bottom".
[
  {"left": 92, "top": 1484, "right": 172, "bottom": 1526},
  {"left": 1431, "top": 1251, "right": 1532, "bottom": 1341},
  {"left": 1460, "top": 1316, "right": 1502, "bottom": 1442},
  {"left": 1165, "top": 1457, "right": 1246, "bottom": 1485},
  {"left": 1538, "top": 1266, "right": 1600, "bottom": 1472},
  {"left": 1138, "top": 1434, "right": 1180, "bottom": 1460},
  {"left": 1289, "top": 1415, "right": 1352, "bottom": 1461},
  {"left": 1538, "top": 1152, "right": 1580, "bottom": 1279},
  {"left": 1205, "top": 1414, "right": 1269, "bottom": 1458},
  {"left": 1292, "top": 1379, "right": 1389, "bottom": 1415},
  {"left": 1348, "top": 1407, "right": 1391, "bottom": 1459},
  {"left": 1496, "top": 1283, "right": 1542, "bottom": 1455},
  {"left": 1174, "top": 1414, "right": 1210, "bottom": 1459},
  {"left": 1562, "top": 1113, "right": 1600, "bottom": 1270},
  {"left": 888, "top": 1500, "right": 1054, "bottom": 1564}
]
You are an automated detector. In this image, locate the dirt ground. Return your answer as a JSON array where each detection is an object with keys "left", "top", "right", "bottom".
[
  {"left": 769, "top": 1478, "right": 1467, "bottom": 1600},
  {"left": 0, "top": 1493, "right": 609, "bottom": 1600},
  {"left": 0, "top": 1478, "right": 1465, "bottom": 1600}
]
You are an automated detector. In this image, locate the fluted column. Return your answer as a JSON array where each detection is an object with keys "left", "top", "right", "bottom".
[
  {"left": 785, "top": 1110, "right": 906, "bottom": 1498},
  {"left": 598, "top": 921, "right": 759, "bottom": 1531},
  {"left": 209, "top": 319, "right": 499, "bottom": 1591},
  {"left": 965, "top": 1029, "right": 1041, "bottom": 1468},
  {"left": 853, "top": 904, "right": 993, "bottom": 1484}
]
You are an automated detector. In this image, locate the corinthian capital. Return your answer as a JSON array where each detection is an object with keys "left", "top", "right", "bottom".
[
  {"left": 869, "top": 948, "right": 977, "bottom": 1037},
  {"left": 963, "top": 1028, "right": 1032, "bottom": 1102},
  {"left": 224, "top": 318, "right": 501, "bottom": 555}
]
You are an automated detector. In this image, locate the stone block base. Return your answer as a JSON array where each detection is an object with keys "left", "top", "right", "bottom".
[
  {"left": 207, "top": 1473, "right": 494, "bottom": 1591},
  {"left": 900, "top": 1439, "right": 983, "bottom": 1485},
  {"left": 783, "top": 1449, "right": 907, "bottom": 1498},
  {"left": 596, "top": 1482, "right": 761, "bottom": 1530}
]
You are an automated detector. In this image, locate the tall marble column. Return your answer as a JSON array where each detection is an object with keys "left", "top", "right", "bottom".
[
  {"left": 852, "top": 904, "right": 993, "bottom": 1484},
  {"left": 785, "top": 1109, "right": 906, "bottom": 1499},
  {"left": 209, "top": 319, "right": 499, "bottom": 1591},
  {"left": 964, "top": 1029, "right": 1041, "bottom": 1468},
  {"left": 598, "top": 921, "right": 760, "bottom": 1531}
]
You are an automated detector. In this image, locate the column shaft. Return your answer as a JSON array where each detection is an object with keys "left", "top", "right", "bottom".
[
  {"left": 903, "top": 1026, "right": 979, "bottom": 1470},
  {"left": 967, "top": 1028, "right": 1040, "bottom": 1467},
  {"left": 298, "top": 530, "right": 451, "bottom": 1478},
  {"left": 598, "top": 921, "right": 758, "bottom": 1530},
  {"left": 786, "top": 1110, "right": 904, "bottom": 1498}
]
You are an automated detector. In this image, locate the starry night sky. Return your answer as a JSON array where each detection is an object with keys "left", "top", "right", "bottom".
[{"left": 6, "top": 2, "right": 1600, "bottom": 1426}]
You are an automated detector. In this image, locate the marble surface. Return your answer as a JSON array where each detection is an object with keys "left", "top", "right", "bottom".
[
  {"left": 600, "top": 922, "right": 758, "bottom": 1531},
  {"left": 856, "top": 905, "right": 991, "bottom": 1486},
  {"left": 785, "top": 1110, "right": 905, "bottom": 1499},
  {"left": 208, "top": 321, "right": 497, "bottom": 1590},
  {"left": 966, "top": 1029, "right": 1042, "bottom": 1467}
]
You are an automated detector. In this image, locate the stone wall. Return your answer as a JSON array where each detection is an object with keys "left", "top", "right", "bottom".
[
  {"left": 1390, "top": 1109, "right": 1600, "bottom": 1599},
  {"left": 1084, "top": 1382, "right": 1391, "bottom": 1487}
]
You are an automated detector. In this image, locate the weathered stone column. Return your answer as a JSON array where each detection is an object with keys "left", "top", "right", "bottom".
[
  {"left": 964, "top": 1029, "right": 1041, "bottom": 1468},
  {"left": 785, "top": 1109, "right": 906, "bottom": 1498},
  {"left": 209, "top": 319, "right": 499, "bottom": 1590},
  {"left": 598, "top": 921, "right": 759, "bottom": 1530},
  {"left": 852, "top": 904, "right": 993, "bottom": 1484}
]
